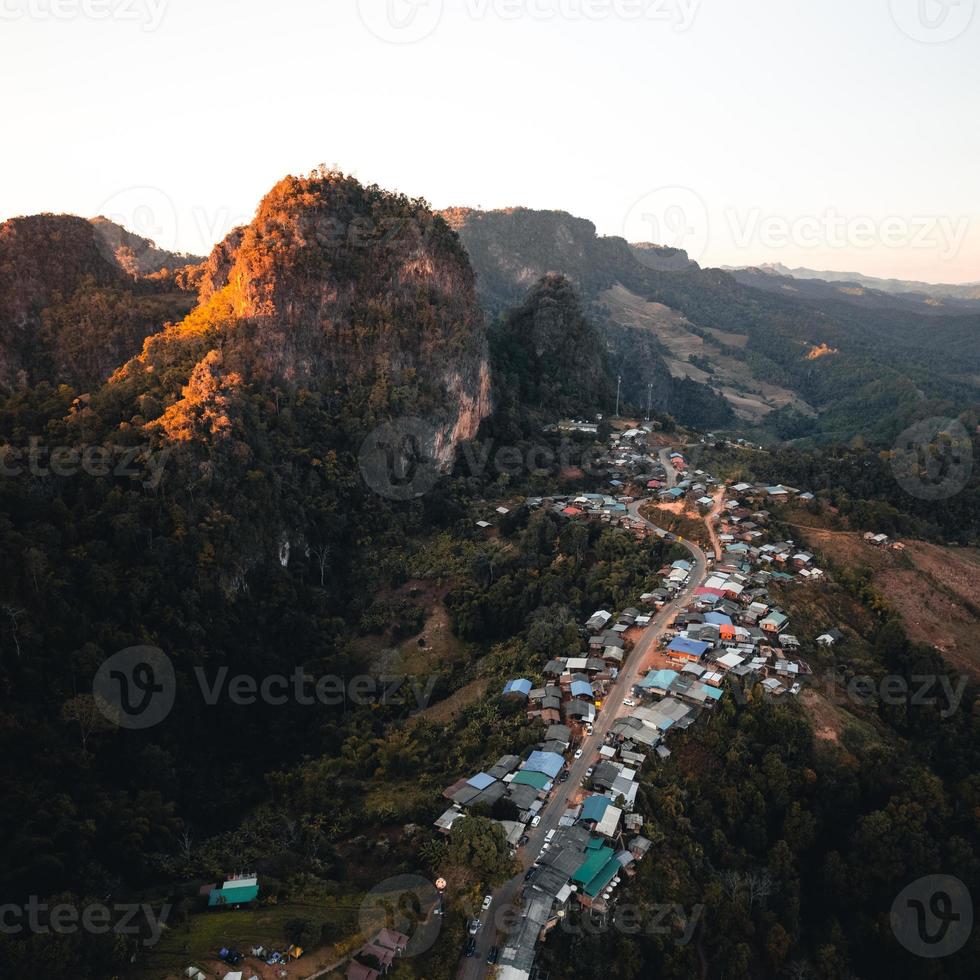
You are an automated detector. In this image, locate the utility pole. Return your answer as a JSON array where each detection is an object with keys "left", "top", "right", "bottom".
[
  {"left": 645, "top": 383, "right": 653, "bottom": 421},
  {"left": 615, "top": 375, "right": 622, "bottom": 417}
]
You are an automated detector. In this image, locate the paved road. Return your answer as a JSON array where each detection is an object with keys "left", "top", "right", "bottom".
[
  {"left": 457, "top": 501, "right": 710, "bottom": 978},
  {"left": 657, "top": 447, "right": 680, "bottom": 489}
]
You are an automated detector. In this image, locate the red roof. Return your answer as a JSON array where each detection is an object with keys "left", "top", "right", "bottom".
[
  {"left": 563, "top": 506, "right": 585, "bottom": 516},
  {"left": 375, "top": 928, "right": 409, "bottom": 952},
  {"left": 694, "top": 587, "right": 725, "bottom": 598}
]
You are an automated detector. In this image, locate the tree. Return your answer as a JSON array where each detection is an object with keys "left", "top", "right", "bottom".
[
  {"left": 60, "top": 694, "right": 113, "bottom": 754},
  {"left": 446, "top": 817, "right": 516, "bottom": 887}
]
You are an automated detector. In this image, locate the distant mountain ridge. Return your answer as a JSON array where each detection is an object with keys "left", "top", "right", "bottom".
[
  {"left": 445, "top": 205, "right": 979, "bottom": 444},
  {"left": 726, "top": 262, "right": 980, "bottom": 315},
  {"left": 752, "top": 262, "right": 980, "bottom": 298}
]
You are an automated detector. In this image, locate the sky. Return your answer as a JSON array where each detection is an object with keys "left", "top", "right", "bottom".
[{"left": 1, "top": 0, "right": 978, "bottom": 283}]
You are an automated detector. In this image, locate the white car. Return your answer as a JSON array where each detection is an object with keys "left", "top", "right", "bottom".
[
  {"left": 531, "top": 815, "right": 542, "bottom": 827},
  {"left": 482, "top": 895, "right": 493, "bottom": 911},
  {"left": 573, "top": 749, "right": 583, "bottom": 760},
  {"left": 623, "top": 698, "right": 636, "bottom": 707}
]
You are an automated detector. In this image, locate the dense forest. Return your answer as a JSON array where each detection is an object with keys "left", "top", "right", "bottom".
[{"left": 1, "top": 172, "right": 978, "bottom": 979}]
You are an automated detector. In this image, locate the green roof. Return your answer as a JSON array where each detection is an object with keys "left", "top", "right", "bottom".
[
  {"left": 582, "top": 856, "right": 620, "bottom": 898},
  {"left": 510, "top": 770, "right": 551, "bottom": 790},
  {"left": 572, "top": 845, "right": 615, "bottom": 887},
  {"left": 208, "top": 884, "right": 259, "bottom": 907}
]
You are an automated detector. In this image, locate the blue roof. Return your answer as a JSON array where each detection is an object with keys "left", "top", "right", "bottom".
[
  {"left": 639, "top": 669, "right": 679, "bottom": 690},
  {"left": 570, "top": 680, "right": 593, "bottom": 698},
  {"left": 580, "top": 795, "right": 611, "bottom": 823},
  {"left": 704, "top": 611, "right": 732, "bottom": 626},
  {"left": 700, "top": 684, "right": 724, "bottom": 701},
  {"left": 672, "top": 559, "right": 692, "bottom": 570},
  {"left": 524, "top": 751, "right": 565, "bottom": 779},
  {"left": 667, "top": 487, "right": 685, "bottom": 498},
  {"left": 667, "top": 637, "right": 711, "bottom": 657},
  {"left": 467, "top": 772, "right": 496, "bottom": 790},
  {"left": 503, "top": 678, "right": 533, "bottom": 696}
]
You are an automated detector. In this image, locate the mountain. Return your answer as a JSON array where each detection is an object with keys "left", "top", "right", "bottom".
[
  {"left": 442, "top": 207, "right": 736, "bottom": 427},
  {"left": 0, "top": 171, "right": 495, "bottom": 927},
  {"left": 0, "top": 214, "right": 199, "bottom": 390},
  {"left": 445, "top": 206, "right": 980, "bottom": 443},
  {"left": 109, "top": 170, "right": 490, "bottom": 466},
  {"left": 727, "top": 262, "right": 980, "bottom": 315},
  {"left": 488, "top": 272, "right": 615, "bottom": 436},
  {"left": 748, "top": 261, "right": 980, "bottom": 300},
  {"left": 89, "top": 216, "right": 204, "bottom": 278}
]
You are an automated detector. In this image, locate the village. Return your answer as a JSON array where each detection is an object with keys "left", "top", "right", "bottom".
[
  {"left": 427, "top": 422, "right": 857, "bottom": 980},
  {"left": 192, "top": 422, "right": 866, "bottom": 980}
]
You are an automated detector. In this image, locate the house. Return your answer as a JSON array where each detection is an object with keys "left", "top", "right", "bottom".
[
  {"left": 816, "top": 628, "right": 844, "bottom": 647},
  {"left": 760, "top": 612, "right": 788, "bottom": 634},
  {"left": 595, "top": 804, "right": 623, "bottom": 839},
  {"left": 347, "top": 963, "right": 379, "bottom": 980},
  {"left": 503, "top": 678, "right": 533, "bottom": 698},
  {"left": 667, "top": 637, "right": 711, "bottom": 661},
  {"left": 523, "top": 751, "right": 565, "bottom": 779},
  {"left": 207, "top": 874, "right": 259, "bottom": 909},
  {"left": 586, "top": 610, "right": 613, "bottom": 631}
]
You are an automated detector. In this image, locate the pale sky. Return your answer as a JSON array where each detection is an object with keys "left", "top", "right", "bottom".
[{"left": 2, "top": 0, "right": 978, "bottom": 282}]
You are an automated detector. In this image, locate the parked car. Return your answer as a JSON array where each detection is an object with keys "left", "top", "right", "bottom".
[
  {"left": 468, "top": 918, "right": 482, "bottom": 936},
  {"left": 623, "top": 698, "right": 636, "bottom": 707},
  {"left": 586, "top": 767, "right": 594, "bottom": 777},
  {"left": 482, "top": 895, "right": 493, "bottom": 911},
  {"left": 518, "top": 834, "right": 530, "bottom": 846},
  {"left": 465, "top": 937, "right": 477, "bottom": 957},
  {"left": 531, "top": 814, "right": 542, "bottom": 827},
  {"left": 573, "top": 748, "right": 583, "bottom": 759},
  {"left": 524, "top": 867, "right": 538, "bottom": 881},
  {"left": 487, "top": 945, "right": 499, "bottom": 965}
]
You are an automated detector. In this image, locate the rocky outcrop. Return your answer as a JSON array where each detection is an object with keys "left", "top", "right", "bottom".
[{"left": 129, "top": 170, "right": 492, "bottom": 462}]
